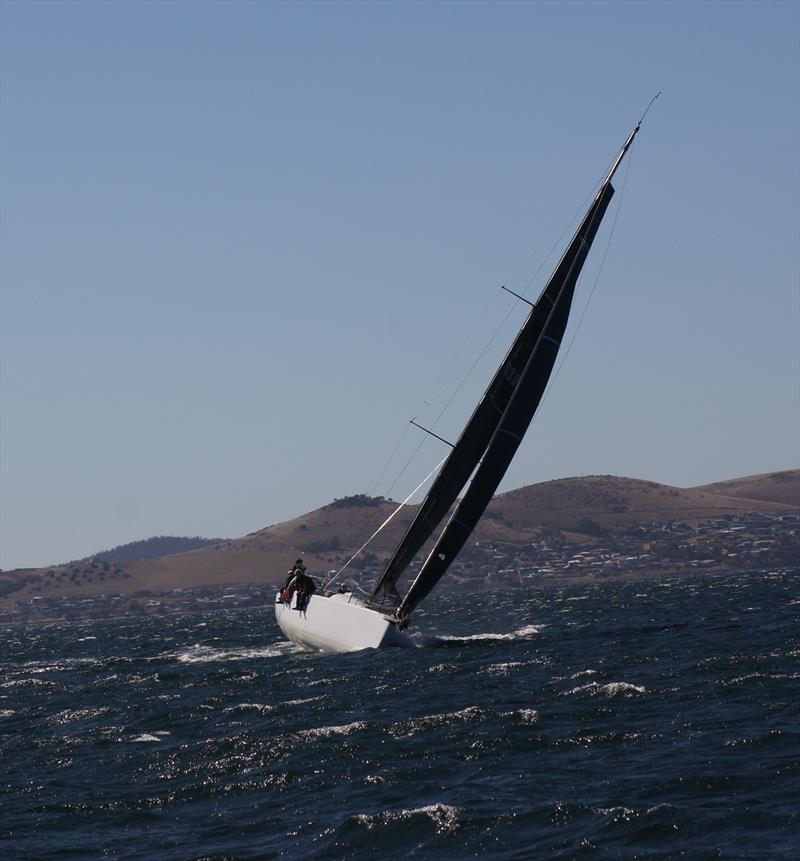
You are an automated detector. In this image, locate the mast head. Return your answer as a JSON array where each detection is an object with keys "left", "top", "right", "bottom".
[{"left": 604, "top": 91, "right": 660, "bottom": 186}]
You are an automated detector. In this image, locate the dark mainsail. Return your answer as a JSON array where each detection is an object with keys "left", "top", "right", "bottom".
[
  {"left": 395, "top": 179, "right": 616, "bottom": 618},
  {"left": 369, "top": 183, "right": 615, "bottom": 607}
]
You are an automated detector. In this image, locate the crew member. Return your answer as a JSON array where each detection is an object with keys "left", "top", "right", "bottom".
[
  {"left": 281, "top": 558, "right": 306, "bottom": 602},
  {"left": 293, "top": 567, "right": 316, "bottom": 611}
]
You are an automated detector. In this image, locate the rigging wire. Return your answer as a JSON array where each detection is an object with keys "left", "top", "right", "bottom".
[
  {"left": 368, "top": 390, "right": 443, "bottom": 499},
  {"left": 407, "top": 141, "right": 628, "bottom": 440},
  {"left": 383, "top": 435, "right": 428, "bottom": 501},
  {"left": 371, "top": 166, "right": 615, "bottom": 505},
  {"left": 322, "top": 454, "right": 448, "bottom": 592},
  {"left": 367, "top": 421, "right": 412, "bottom": 499},
  {"left": 351, "top": 404, "right": 434, "bottom": 578}
]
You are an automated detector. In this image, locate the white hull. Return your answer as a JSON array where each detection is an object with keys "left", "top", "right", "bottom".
[{"left": 274, "top": 591, "right": 414, "bottom": 652}]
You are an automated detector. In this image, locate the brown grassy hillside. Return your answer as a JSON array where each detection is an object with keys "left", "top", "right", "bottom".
[
  {"left": 692, "top": 470, "right": 800, "bottom": 508},
  {"left": 490, "top": 474, "right": 794, "bottom": 533},
  {"left": 246, "top": 495, "right": 414, "bottom": 557}
]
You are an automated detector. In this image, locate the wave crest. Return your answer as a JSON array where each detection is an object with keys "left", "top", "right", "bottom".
[
  {"left": 300, "top": 720, "right": 367, "bottom": 740},
  {"left": 561, "top": 681, "right": 646, "bottom": 698},
  {"left": 392, "top": 706, "right": 484, "bottom": 737},
  {"left": 173, "top": 643, "right": 297, "bottom": 664},
  {"left": 355, "top": 803, "right": 460, "bottom": 834},
  {"left": 224, "top": 703, "right": 274, "bottom": 715},
  {"left": 431, "top": 623, "right": 545, "bottom": 646}
]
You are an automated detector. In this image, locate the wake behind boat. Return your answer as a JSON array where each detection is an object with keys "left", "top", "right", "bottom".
[{"left": 275, "top": 104, "right": 655, "bottom": 652}]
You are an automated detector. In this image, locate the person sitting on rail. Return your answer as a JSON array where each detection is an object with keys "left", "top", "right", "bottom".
[
  {"left": 281, "top": 558, "right": 305, "bottom": 603},
  {"left": 293, "top": 568, "right": 316, "bottom": 611}
]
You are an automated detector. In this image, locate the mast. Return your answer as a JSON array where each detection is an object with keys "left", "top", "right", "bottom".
[{"left": 394, "top": 122, "right": 643, "bottom": 621}]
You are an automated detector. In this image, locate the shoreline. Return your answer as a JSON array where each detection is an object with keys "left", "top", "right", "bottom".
[{"left": 2, "top": 566, "right": 794, "bottom": 628}]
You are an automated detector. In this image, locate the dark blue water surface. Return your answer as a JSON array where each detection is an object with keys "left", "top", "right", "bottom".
[{"left": 2, "top": 571, "right": 799, "bottom": 860}]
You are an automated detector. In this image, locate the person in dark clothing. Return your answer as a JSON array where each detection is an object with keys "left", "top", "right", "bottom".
[
  {"left": 281, "top": 559, "right": 306, "bottom": 601},
  {"left": 284, "top": 559, "right": 305, "bottom": 587},
  {"left": 293, "top": 569, "right": 316, "bottom": 611}
]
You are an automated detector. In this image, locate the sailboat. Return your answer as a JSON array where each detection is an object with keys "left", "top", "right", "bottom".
[{"left": 275, "top": 113, "right": 649, "bottom": 652}]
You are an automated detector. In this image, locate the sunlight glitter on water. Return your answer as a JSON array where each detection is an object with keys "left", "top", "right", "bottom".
[{"left": 2, "top": 571, "right": 798, "bottom": 861}]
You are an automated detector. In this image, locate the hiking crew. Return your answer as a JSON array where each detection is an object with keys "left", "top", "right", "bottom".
[
  {"left": 280, "top": 558, "right": 315, "bottom": 610},
  {"left": 292, "top": 568, "right": 316, "bottom": 611}
]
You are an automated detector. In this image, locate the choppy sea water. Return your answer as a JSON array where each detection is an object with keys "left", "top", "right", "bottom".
[{"left": 2, "top": 571, "right": 799, "bottom": 860}]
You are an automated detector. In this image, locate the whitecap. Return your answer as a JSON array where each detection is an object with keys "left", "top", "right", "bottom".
[
  {"left": 724, "top": 671, "right": 800, "bottom": 687},
  {"left": 503, "top": 708, "right": 539, "bottom": 724},
  {"left": 355, "top": 803, "right": 460, "bottom": 834},
  {"left": 514, "top": 624, "right": 545, "bottom": 637},
  {"left": 392, "top": 706, "right": 484, "bottom": 737},
  {"left": 725, "top": 672, "right": 765, "bottom": 686},
  {"left": 569, "top": 669, "right": 598, "bottom": 679},
  {"left": 173, "top": 643, "right": 296, "bottom": 664},
  {"left": 48, "top": 707, "right": 109, "bottom": 725},
  {"left": 0, "top": 709, "right": 15, "bottom": 719},
  {"left": 299, "top": 720, "right": 367, "bottom": 740},
  {"left": 24, "top": 657, "right": 100, "bottom": 670},
  {"left": 224, "top": 703, "right": 274, "bottom": 715},
  {"left": 595, "top": 805, "right": 640, "bottom": 823},
  {"left": 281, "top": 696, "right": 326, "bottom": 707},
  {"left": 481, "top": 661, "right": 524, "bottom": 676},
  {"left": 131, "top": 733, "right": 161, "bottom": 743},
  {"left": 1, "top": 677, "right": 56, "bottom": 688},
  {"left": 434, "top": 623, "right": 544, "bottom": 644},
  {"left": 561, "top": 681, "right": 646, "bottom": 698}
]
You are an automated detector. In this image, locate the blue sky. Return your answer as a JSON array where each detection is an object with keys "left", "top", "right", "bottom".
[{"left": 1, "top": 0, "right": 798, "bottom": 569}]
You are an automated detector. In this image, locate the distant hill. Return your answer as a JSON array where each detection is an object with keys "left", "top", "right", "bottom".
[
  {"left": 71, "top": 535, "right": 226, "bottom": 565},
  {"left": 3, "top": 470, "right": 797, "bottom": 607},
  {"left": 488, "top": 474, "right": 797, "bottom": 535},
  {"left": 691, "top": 470, "right": 800, "bottom": 508}
]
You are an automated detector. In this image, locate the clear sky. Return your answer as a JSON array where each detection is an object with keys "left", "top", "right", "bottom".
[{"left": 1, "top": 0, "right": 798, "bottom": 570}]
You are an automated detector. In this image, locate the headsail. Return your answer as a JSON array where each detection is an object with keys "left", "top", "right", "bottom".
[{"left": 391, "top": 122, "right": 643, "bottom": 620}]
